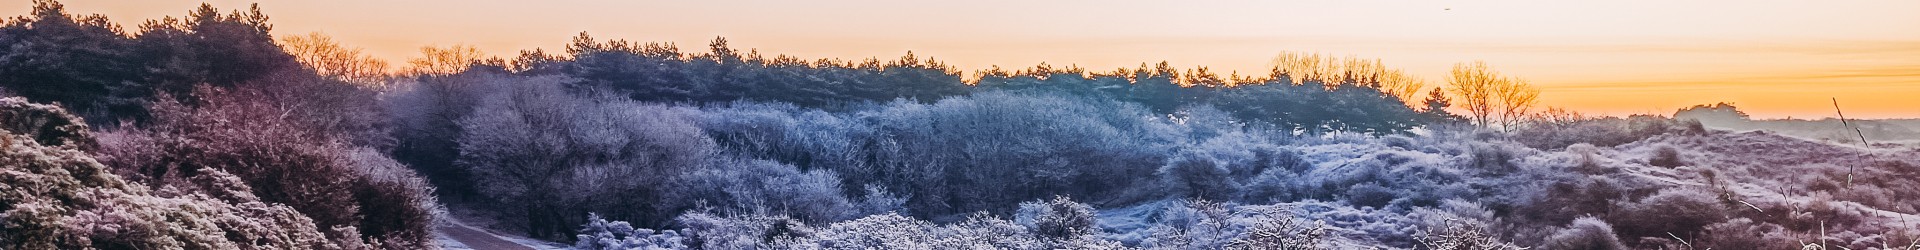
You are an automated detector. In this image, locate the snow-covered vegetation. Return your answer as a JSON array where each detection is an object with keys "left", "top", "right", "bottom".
[{"left": 3, "top": 1, "right": 1917, "bottom": 249}]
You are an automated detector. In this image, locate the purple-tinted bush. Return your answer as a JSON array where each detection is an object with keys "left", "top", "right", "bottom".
[
  {"left": 1609, "top": 188, "right": 1728, "bottom": 242},
  {"left": 0, "top": 98, "right": 336, "bottom": 249},
  {"left": 1537, "top": 217, "right": 1627, "bottom": 250}
]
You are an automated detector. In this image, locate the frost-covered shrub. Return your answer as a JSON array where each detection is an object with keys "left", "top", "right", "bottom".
[
  {"left": 344, "top": 148, "right": 441, "bottom": 249},
  {"left": 1467, "top": 141, "right": 1521, "bottom": 171},
  {"left": 1018, "top": 196, "right": 1098, "bottom": 240},
  {"left": 1344, "top": 183, "right": 1399, "bottom": 209},
  {"left": 1698, "top": 218, "right": 1794, "bottom": 250},
  {"left": 0, "top": 97, "right": 94, "bottom": 148},
  {"left": 456, "top": 77, "right": 715, "bottom": 237},
  {"left": 1512, "top": 114, "right": 1694, "bottom": 150},
  {"left": 802, "top": 213, "right": 934, "bottom": 249},
  {"left": 1647, "top": 145, "right": 1684, "bottom": 168},
  {"left": 670, "top": 158, "right": 853, "bottom": 223},
  {"left": 674, "top": 210, "right": 1070, "bottom": 250},
  {"left": 854, "top": 185, "right": 909, "bottom": 217},
  {"left": 1537, "top": 217, "right": 1627, "bottom": 250},
  {"left": 674, "top": 212, "right": 771, "bottom": 249},
  {"left": 576, "top": 213, "right": 687, "bottom": 250},
  {"left": 1141, "top": 200, "right": 1239, "bottom": 248},
  {"left": 1413, "top": 218, "right": 1524, "bottom": 250},
  {"left": 0, "top": 101, "right": 336, "bottom": 250},
  {"left": 1516, "top": 175, "right": 1628, "bottom": 225},
  {"left": 1161, "top": 149, "right": 1239, "bottom": 201},
  {"left": 1609, "top": 188, "right": 1727, "bottom": 241},
  {"left": 859, "top": 91, "right": 1174, "bottom": 215},
  {"left": 1225, "top": 216, "right": 1325, "bottom": 250},
  {"left": 95, "top": 88, "right": 438, "bottom": 248},
  {"left": 1162, "top": 132, "right": 1309, "bottom": 203},
  {"left": 1240, "top": 169, "right": 1300, "bottom": 204}
]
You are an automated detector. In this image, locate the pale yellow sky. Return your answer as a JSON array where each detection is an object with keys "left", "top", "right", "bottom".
[{"left": 6, "top": 0, "right": 1918, "bottom": 118}]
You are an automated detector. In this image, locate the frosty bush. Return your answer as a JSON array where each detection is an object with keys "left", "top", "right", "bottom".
[
  {"left": 576, "top": 213, "right": 687, "bottom": 250},
  {"left": 1161, "top": 149, "right": 1239, "bottom": 201},
  {"left": 455, "top": 76, "right": 714, "bottom": 238},
  {"left": 0, "top": 97, "right": 94, "bottom": 148},
  {"left": 1697, "top": 218, "right": 1795, "bottom": 250},
  {"left": 1537, "top": 217, "right": 1627, "bottom": 250},
  {"left": 669, "top": 158, "right": 853, "bottom": 223},
  {"left": 1018, "top": 196, "right": 1099, "bottom": 240},
  {"left": 853, "top": 185, "right": 909, "bottom": 217},
  {"left": 1609, "top": 188, "right": 1727, "bottom": 242},
  {"left": 0, "top": 99, "right": 335, "bottom": 249},
  {"left": 1512, "top": 114, "right": 1694, "bottom": 150},
  {"left": 1224, "top": 213, "right": 1326, "bottom": 250},
  {"left": 1413, "top": 218, "right": 1524, "bottom": 250},
  {"left": 1345, "top": 182, "right": 1399, "bottom": 209},
  {"left": 1647, "top": 145, "right": 1684, "bottom": 168},
  {"left": 94, "top": 86, "right": 439, "bottom": 248}
]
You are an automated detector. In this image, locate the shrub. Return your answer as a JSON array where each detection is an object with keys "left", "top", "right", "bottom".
[
  {"left": 1162, "top": 149, "right": 1238, "bottom": 201},
  {"left": 0, "top": 98, "right": 335, "bottom": 249},
  {"left": 1414, "top": 218, "right": 1524, "bottom": 250},
  {"left": 669, "top": 158, "right": 853, "bottom": 224},
  {"left": 455, "top": 77, "right": 714, "bottom": 237},
  {"left": 575, "top": 213, "right": 688, "bottom": 250},
  {"left": 94, "top": 86, "right": 438, "bottom": 248},
  {"left": 1648, "top": 145, "right": 1684, "bottom": 168},
  {"left": 1609, "top": 188, "right": 1728, "bottom": 242},
  {"left": 854, "top": 185, "right": 909, "bottom": 217},
  {"left": 1698, "top": 218, "right": 1794, "bottom": 250},
  {"left": 1018, "top": 196, "right": 1098, "bottom": 240},
  {"left": 1345, "top": 183, "right": 1399, "bottom": 209},
  {"left": 1537, "top": 217, "right": 1627, "bottom": 250},
  {"left": 1225, "top": 208, "right": 1326, "bottom": 250},
  {"left": 1468, "top": 142, "right": 1520, "bottom": 171},
  {"left": 0, "top": 97, "right": 94, "bottom": 148}
]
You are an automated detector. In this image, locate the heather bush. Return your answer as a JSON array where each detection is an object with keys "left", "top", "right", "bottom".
[
  {"left": 1648, "top": 145, "right": 1685, "bottom": 167},
  {"left": 1698, "top": 218, "right": 1795, "bottom": 250},
  {"left": 668, "top": 158, "right": 853, "bottom": 224},
  {"left": 575, "top": 213, "right": 688, "bottom": 250},
  {"left": 1537, "top": 217, "right": 1627, "bottom": 250},
  {"left": 0, "top": 98, "right": 336, "bottom": 250},
  {"left": 1018, "top": 196, "right": 1099, "bottom": 241},
  {"left": 93, "top": 85, "right": 437, "bottom": 248},
  {"left": 0, "top": 97, "right": 95, "bottom": 148},
  {"left": 454, "top": 76, "right": 714, "bottom": 237},
  {"left": 1609, "top": 188, "right": 1728, "bottom": 243}
]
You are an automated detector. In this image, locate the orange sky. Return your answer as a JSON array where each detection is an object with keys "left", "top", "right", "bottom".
[{"left": 6, "top": 0, "right": 1918, "bottom": 119}]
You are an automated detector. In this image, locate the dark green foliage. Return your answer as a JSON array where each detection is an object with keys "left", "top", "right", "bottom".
[
  {"left": 525, "top": 34, "right": 1424, "bottom": 135},
  {"left": 545, "top": 33, "right": 968, "bottom": 107},
  {"left": 0, "top": 1, "right": 144, "bottom": 120},
  {"left": 0, "top": 1, "right": 300, "bottom": 123}
]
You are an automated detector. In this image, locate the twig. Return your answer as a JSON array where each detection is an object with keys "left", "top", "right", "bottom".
[
  {"left": 1833, "top": 98, "right": 1867, "bottom": 188},
  {"left": 1669, "top": 232, "right": 1694, "bottom": 249}
]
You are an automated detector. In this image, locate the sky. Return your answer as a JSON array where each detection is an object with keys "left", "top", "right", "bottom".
[{"left": 6, "top": 0, "right": 1918, "bottom": 119}]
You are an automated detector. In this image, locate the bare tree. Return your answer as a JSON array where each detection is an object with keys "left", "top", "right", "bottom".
[
  {"left": 279, "top": 32, "right": 391, "bottom": 88},
  {"left": 1447, "top": 61, "right": 1539, "bottom": 130},
  {"left": 406, "top": 44, "right": 485, "bottom": 76},
  {"left": 1448, "top": 61, "right": 1499, "bottom": 126},
  {"left": 1268, "top": 52, "right": 1426, "bottom": 105}
]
